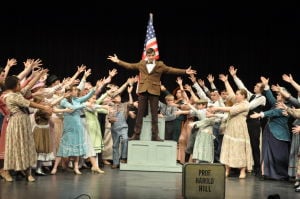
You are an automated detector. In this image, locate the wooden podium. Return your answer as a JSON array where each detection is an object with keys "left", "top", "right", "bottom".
[{"left": 120, "top": 105, "right": 182, "bottom": 172}]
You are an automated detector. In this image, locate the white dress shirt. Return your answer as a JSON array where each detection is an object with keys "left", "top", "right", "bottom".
[{"left": 146, "top": 61, "right": 155, "bottom": 73}]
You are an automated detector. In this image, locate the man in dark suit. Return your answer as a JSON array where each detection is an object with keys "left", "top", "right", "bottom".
[{"left": 107, "top": 48, "right": 197, "bottom": 141}]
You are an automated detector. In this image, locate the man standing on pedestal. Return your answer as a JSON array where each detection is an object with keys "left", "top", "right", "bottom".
[{"left": 107, "top": 48, "right": 197, "bottom": 141}]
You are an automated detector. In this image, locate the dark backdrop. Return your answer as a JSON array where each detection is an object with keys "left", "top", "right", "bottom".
[{"left": 1, "top": 4, "right": 300, "bottom": 97}]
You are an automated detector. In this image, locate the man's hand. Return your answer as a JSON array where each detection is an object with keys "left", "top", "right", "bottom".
[
  {"left": 185, "top": 66, "right": 197, "bottom": 75},
  {"left": 107, "top": 54, "right": 120, "bottom": 63}
]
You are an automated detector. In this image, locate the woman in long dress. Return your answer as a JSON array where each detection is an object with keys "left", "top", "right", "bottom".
[
  {"left": 250, "top": 77, "right": 291, "bottom": 181},
  {"left": 3, "top": 76, "right": 52, "bottom": 182},
  {"left": 210, "top": 74, "right": 253, "bottom": 179},
  {"left": 50, "top": 85, "right": 95, "bottom": 175}
]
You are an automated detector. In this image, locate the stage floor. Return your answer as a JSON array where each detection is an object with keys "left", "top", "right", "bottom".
[{"left": 0, "top": 165, "right": 297, "bottom": 199}]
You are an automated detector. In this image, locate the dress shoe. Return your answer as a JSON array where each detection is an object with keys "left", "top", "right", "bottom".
[
  {"left": 18, "top": 171, "right": 26, "bottom": 178},
  {"left": 259, "top": 175, "right": 268, "bottom": 181},
  {"left": 152, "top": 136, "right": 163, "bottom": 141},
  {"left": 35, "top": 168, "right": 47, "bottom": 176},
  {"left": 278, "top": 177, "right": 289, "bottom": 181},
  {"left": 14, "top": 171, "right": 26, "bottom": 181},
  {"left": 43, "top": 166, "right": 51, "bottom": 172},
  {"left": 99, "top": 162, "right": 104, "bottom": 168},
  {"left": 50, "top": 168, "right": 57, "bottom": 175},
  {"left": 251, "top": 168, "right": 261, "bottom": 176},
  {"left": 129, "top": 134, "right": 140, "bottom": 141},
  {"left": 111, "top": 164, "right": 119, "bottom": 169},
  {"left": 91, "top": 167, "right": 105, "bottom": 174},
  {"left": 239, "top": 172, "right": 246, "bottom": 179},
  {"left": 294, "top": 181, "right": 300, "bottom": 188},
  {"left": 103, "top": 160, "right": 111, "bottom": 165},
  {"left": 289, "top": 176, "right": 296, "bottom": 182},
  {"left": 225, "top": 171, "right": 229, "bottom": 177},
  {"left": 74, "top": 169, "right": 82, "bottom": 175},
  {"left": 68, "top": 161, "right": 74, "bottom": 169},
  {"left": 0, "top": 170, "right": 13, "bottom": 182},
  {"left": 176, "top": 160, "right": 183, "bottom": 165},
  {"left": 26, "top": 175, "right": 36, "bottom": 182}
]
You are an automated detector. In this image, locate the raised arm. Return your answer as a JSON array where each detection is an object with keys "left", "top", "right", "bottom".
[
  {"left": 111, "top": 76, "right": 136, "bottom": 98},
  {"left": 4, "top": 58, "right": 17, "bottom": 78},
  {"left": 207, "top": 74, "right": 217, "bottom": 90},
  {"left": 189, "top": 74, "right": 209, "bottom": 100},
  {"left": 271, "top": 84, "right": 291, "bottom": 99},
  {"left": 185, "top": 66, "right": 197, "bottom": 76},
  {"left": 176, "top": 76, "right": 189, "bottom": 103},
  {"left": 50, "top": 92, "right": 70, "bottom": 106},
  {"left": 282, "top": 73, "right": 300, "bottom": 92},
  {"left": 66, "top": 64, "right": 86, "bottom": 88},
  {"left": 77, "top": 68, "right": 91, "bottom": 91},
  {"left": 197, "top": 78, "right": 211, "bottom": 97},
  {"left": 184, "top": 84, "right": 199, "bottom": 102},
  {"left": 18, "top": 58, "right": 43, "bottom": 81},
  {"left": 219, "top": 74, "right": 234, "bottom": 97},
  {"left": 22, "top": 68, "right": 48, "bottom": 96},
  {"left": 127, "top": 84, "right": 133, "bottom": 104},
  {"left": 228, "top": 65, "right": 252, "bottom": 97},
  {"left": 95, "top": 68, "right": 118, "bottom": 96}
]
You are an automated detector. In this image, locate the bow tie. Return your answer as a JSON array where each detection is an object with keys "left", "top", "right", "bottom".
[{"left": 147, "top": 61, "right": 153, "bottom": 64}]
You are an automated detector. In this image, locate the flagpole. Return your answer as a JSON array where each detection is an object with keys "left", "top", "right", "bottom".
[{"left": 149, "top": 13, "right": 153, "bottom": 22}]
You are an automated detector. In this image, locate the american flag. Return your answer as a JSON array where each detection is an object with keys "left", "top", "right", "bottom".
[
  {"left": 136, "top": 13, "right": 159, "bottom": 94},
  {"left": 142, "top": 13, "right": 159, "bottom": 60}
]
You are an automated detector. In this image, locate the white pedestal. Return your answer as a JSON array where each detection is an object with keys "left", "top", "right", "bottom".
[
  {"left": 120, "top": 104, "right": 181, "bottom": 172},
  {"left": 140, "top": 116, "right": 165, "bottom": 141},
  {"left": 120, "top": 140, "right": 182, "bottom": 172}
]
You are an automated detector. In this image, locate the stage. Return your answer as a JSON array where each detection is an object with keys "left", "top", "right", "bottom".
[{"left": 0, "top": 165, "right": 297, "bottom": 199}]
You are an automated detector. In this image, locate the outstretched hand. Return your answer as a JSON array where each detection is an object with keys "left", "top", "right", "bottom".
[
  {"left": 185, "top": 66, "right": 197, "bottom": 75},
  {"left": 250, "top": 112, "right": 261, "bottom": 119},
  {"left": 107, "top": 54, "right": 119, "bottom": 63}
]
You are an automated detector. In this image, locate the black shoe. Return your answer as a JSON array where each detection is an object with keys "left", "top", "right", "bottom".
[
  {"left": 99, "top": 161, "right": 104, "bottom": 168},
  {"left": 129, "top": 134, "right": 140, "bottom": 141},
  {"left": 43, "top": 166, "right": 51, "bottom": 172},
  {"left": 259, "top": 175, "right": 267, "bottom": 181},
  {"left": 289, "top": 176, "right": 296, "bottom": 182},
  {"left": 14, "top": 171, "right": 26, "bottom": 181},
  {"left": 252, "top": 169, "right": 261, "bottom": 176},
  {"left": 176, "top": 160, "right": 183, "bottom": 165},
  {"left": 85, "top": 161, "right": 92, "bottom": 168},
  {"left": 278, "top": 177, "right": 289, "bottom": 181}
]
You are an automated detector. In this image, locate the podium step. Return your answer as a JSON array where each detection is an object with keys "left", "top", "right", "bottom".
[
  {"left": 120, "top": 162, "right": 182, "bottom": 172},
  {"left": 120, "top": 140, "right": 182, "bottom": 172},
  {"left": 140, "top": 117, "right": 165, "bottom": 141}
]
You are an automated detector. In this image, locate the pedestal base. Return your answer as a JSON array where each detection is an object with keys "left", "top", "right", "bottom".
[{"left": 120, "top": 140, "right": 182, "bottom": 172}]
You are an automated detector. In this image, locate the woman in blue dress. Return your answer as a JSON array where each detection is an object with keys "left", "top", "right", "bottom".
[{"left": 50, "top": 85, "right": 96, "bottom": 175}]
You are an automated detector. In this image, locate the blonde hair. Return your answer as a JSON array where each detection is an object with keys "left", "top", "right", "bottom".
[{"left": 165, "top": 94, "right": 174, "bottom": 101}]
